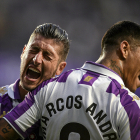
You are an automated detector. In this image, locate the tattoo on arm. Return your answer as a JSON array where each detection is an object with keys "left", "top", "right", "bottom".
[
  {"left": 0, "top": 119, "right": 19, "bottom": 140},
  {"left": 108, "top": 60, "right": 123, "bottom": 78},
  {"left": 2, "top": 124, "right": 12, "bottom": 134}
]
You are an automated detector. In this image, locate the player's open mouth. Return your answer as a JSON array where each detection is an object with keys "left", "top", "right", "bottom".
[
  {"left": 26, "top": 67, "right": 41, "bottom": 79},
  {"left": 139, "top": 75, "right": 140, "bottom": 81}
]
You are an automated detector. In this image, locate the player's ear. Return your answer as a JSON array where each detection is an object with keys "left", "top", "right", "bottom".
[
  {"left": 56, "top": 61, "right": 67, "bottom": 75},
  {"left": 21, "top": 44, "right": 27, "bottom": 59},
  {"left": 119, "top": 40, "right": 130, "bottom": 59}
]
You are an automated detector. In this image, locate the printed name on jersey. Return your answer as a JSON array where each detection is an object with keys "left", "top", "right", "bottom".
[
  {"left": 41, "top": 95, "right": 117, "bottom": 140},
  {"left": 86, "top": 103, "right": 117, "bottom": 139},
  {"left": 0, "top": 86, "right": 8, "bottom": 96}
]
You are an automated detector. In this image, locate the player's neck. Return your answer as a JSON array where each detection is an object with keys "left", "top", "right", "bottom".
[
  {"left": 96, "top": 57, "right": 123, "bottom": 79},
  {"left": 18, "top": 84, "right": 29, "bottom": 101}
]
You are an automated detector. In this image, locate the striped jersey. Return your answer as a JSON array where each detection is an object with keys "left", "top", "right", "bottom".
[
  {"left": 0, "top": 79, "right": 43, "bottom": 140},
  {"left": 4, "top": 61, "right": 140, "bottom": 140}
]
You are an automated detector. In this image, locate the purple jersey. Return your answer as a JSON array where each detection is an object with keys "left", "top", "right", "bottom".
[
  {"left": 0, "top": 79, "right": 43, "bottom": 140},
  {"left": 3, "top": 61, "right": 140, "bottom": 140}
]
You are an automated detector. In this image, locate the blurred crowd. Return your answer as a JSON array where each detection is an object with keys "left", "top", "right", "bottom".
[{"left": 0, "top": 0, "right": 140, "bottom": 95}]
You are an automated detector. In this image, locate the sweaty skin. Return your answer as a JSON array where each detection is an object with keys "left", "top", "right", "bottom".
[{"left": 19, "top": 34, "right": 66, "bottom": 100}]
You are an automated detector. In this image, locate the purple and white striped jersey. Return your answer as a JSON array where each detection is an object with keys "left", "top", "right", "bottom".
[
  {"left": 0, "top": 79, "right": 43, "bottom": 140},
  {"left": 3, "top": 61, "right": 140, "bottom": 140}
]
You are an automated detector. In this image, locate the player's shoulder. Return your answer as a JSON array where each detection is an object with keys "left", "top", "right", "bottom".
[
  {"left": 36, "top": 69, "right": 81, "bottom": 92},
  {"left": 126, "top": 90, "right": 140, "bottom": 104},
  {"left": 57, "top": 68, "right": 81, "bottom": 81},
  {"left": 34, "top": 69, "right": 76, "bottom": 93},
  {"left": 45, "top": 69, "right": 79, "bottom": 85},
  {"left": 119, "top": 86, "right": 140, "bottom": 111}
]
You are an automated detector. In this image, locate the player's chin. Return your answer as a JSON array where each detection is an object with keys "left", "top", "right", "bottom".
[
  {"left": 23, "top": 85, "right": 37, "bottom": 92},
  {"left": 22, "top": 80, "right": 37, "bottom": 91},
  {"left": 136, "top": 75, "right": 140, "bottom": 88},
  {"left": 131, "top": 79, "right": 140, "bottom": 93},
  {"left": 126, "top": 81, "right": 136, "bottom": 93}
]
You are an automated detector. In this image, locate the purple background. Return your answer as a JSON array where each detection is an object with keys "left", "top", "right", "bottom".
[{"left": 0, "top": 0, "right": 140, "bottom": 96}]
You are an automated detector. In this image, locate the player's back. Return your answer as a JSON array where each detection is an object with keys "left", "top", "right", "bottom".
[{"left": 39, "top": 68, "right": 131, "bottom": 140}]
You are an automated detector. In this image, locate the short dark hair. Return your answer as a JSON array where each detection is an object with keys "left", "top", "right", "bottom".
[
  {"left": 31, "top": 23, "right": 70, "bottom": 61},
  {"left": 101, "top": 21, "right": 140, "bottom": 52}
]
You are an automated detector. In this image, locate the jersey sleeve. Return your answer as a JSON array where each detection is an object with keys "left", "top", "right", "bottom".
[
  {"left": 3, "top": 86, "right": 45, "bottom": 139},
  {"left": 117, "top": 88, "right": 140, "bottom": 140},
  {"left": 116, "top": 105, "right": 131, "bottom": 140}
]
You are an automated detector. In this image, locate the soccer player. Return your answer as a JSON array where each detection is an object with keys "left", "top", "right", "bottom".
[
  {"left": 0, "top": 21, "right": 140, "bottom": 140},
  {"left": 0, "top": 23, "right": 70, "bottom": 140}
]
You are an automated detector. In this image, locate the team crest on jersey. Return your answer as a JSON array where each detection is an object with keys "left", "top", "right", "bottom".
[
  {"left": 84, "top": 76, "right": 93, "bottom": 82},
  {"left": 28, "top": 132, "right": 37, "bottom": 140},
  {"left": 132, "top": 95, "right": 140, "bottom": 101},
  {"left": 0, "top": 87, "right": 7, "bottom": 96}
]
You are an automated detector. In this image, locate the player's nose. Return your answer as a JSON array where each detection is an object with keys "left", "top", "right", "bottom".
[{"left": 33, "top": 52, "right": 43, "bottom": 65}]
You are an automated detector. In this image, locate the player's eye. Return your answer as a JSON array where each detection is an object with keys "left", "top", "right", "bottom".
[
  {"left": 43, "top": 52, "right": 52, "bottom": 61},
  {"left": 29, "top": 47, "right": 39, "bottom": 54}
]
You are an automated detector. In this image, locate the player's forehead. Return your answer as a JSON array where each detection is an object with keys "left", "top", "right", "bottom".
[
  {"left": 29, "top": 34, "right": 53, "bottom": 45},
  {"left": 27, "top": 34, "right": 62, "bottom": 56},
  {"left": 29, "top": 34, "right": 59, "bottom": 47}
]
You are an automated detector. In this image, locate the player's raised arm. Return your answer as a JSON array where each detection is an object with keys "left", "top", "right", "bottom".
[{"left": 0, "top": 118, "right": 19, "bottom": 140}]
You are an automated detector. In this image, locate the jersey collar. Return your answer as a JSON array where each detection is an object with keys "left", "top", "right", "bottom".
[
  {"left": 81, "top": 61, "right": 125, "bottom": 86},
  {"left": 8, "top": 79, "right": 21, "bottom": 100}
]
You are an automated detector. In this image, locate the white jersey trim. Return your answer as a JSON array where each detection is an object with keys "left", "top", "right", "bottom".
[{"left": 7, "top": 83, "right": 15, "bottom": 99}]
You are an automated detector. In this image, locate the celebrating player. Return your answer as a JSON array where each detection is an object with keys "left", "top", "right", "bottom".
[
  {"left": 0, "top": 21, "right": 140, "bottom": 140},
  {"left": 0, "top": 23, "right": 70, "bottom": 140}
]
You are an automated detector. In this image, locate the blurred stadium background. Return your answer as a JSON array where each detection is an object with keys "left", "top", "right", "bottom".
[{"left": 0, "top": 0, "right": 140, "bottom": 96}]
